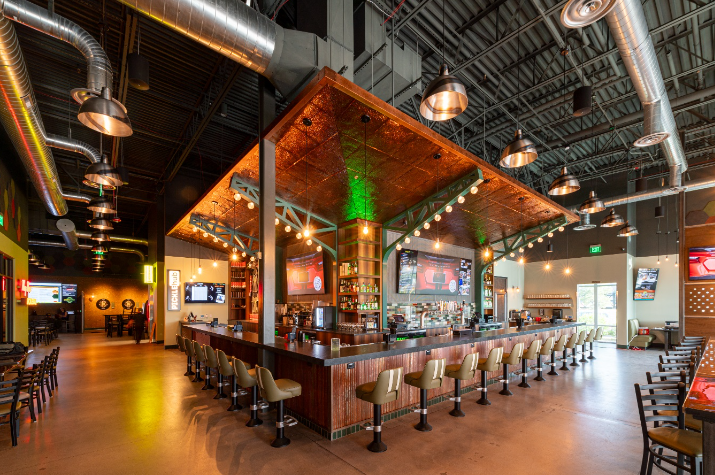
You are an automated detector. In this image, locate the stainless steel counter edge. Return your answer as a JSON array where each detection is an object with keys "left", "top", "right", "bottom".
[{"left": 183, "top": 322, "right": 585, "bottom": 367}]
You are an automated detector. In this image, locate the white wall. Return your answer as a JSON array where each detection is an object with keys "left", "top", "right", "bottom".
[
  {"left": 164, "top": 237, "right": 229, "bottom": 342},
  {"left": 632, "top": 256, "right": 679, "bottom": 345},
  {"left": 492, "top": 258, "right": 524, "bottom": 312}
]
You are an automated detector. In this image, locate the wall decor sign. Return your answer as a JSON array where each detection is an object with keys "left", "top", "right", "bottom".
[
  {"left": 96, "top": 298, "right": 110, "bottom": 310},
  {"left": 122, "top": 299, "right": 135, "bottom": 310},
  {"left": 167, "top": 269, "right": 181, "bottom": 311}
]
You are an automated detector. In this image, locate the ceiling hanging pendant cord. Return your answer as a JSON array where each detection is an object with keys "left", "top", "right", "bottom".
[
  {"left": 303, "top": 117, "right": 312, "bottom": 241},
  {"left": 362, "top": 115, "right": 371, "bottom": 235}
]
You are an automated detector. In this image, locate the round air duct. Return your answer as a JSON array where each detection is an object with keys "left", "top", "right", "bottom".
[{"left": 572, "top": 86, "right": 592, "bottom": 117}]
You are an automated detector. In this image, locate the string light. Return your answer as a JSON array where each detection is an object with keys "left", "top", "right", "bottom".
[
  {"left": 316, "top": 245, "right": 322, "bottom": 252},
  {"left": 470, "top": 186, "right": 478, "bottom": 194},
  {"left": 434, "top": 214, "right": 441, "bottom": 222},
  {"left": 203, "top": 232, "right": 208, "bottom": 238},
  {"left": 405, "top": 237, "right": 411, "bottom": 244},
  {"left": 192, "top": 226, "right": 197, "bottom": 232},
  {"left": 457, "top": 195, "right": 465, "bottom": 204},
  {"left": 519, "top": 247, "right": 524, "bottom": 253},
  {"left": 285, "top": 225, "right": 291, "bottom": 232},
  {"left": 423, "top": 222, "right": 431, "bottom": 229},
  {"left": 233, "top": 248, "right": 237, "bottom": 253},
  {"left": 527, "top": 242, "right": 533, "bottom": 248},
  {"left": 518, "top": 257, "right": 524, "bottom": 264},
  {"left": 232, "top": 253, "right": 237, "bottom": 260},
  {"left": 304, "top": 228, "right": 311, "bottom": 237},
  {"left": 275, "top": 218, "right": 279, "bottom": 225},
  {"left": 509, "top": 252, "right": 515, "bottom": 257},
  {"left": 559, "top": 226, "right": 565, "bottom": 232},
  {"left": 537, "top": 237, "right": 543, "bottom": 243},
  {"left": 501, "top": 256, "right": 506, "bottom": 262},
  {"left": 213, "top": 237, "right": 218, "bottom": 243},
  {"left": 250, "top": 256, "right": 255, "bottom": 261},
  {"left": 445, "top": 205, "right": 453, "bottom": 213},
  {"left": 296, "top": 233, "right": 302, "bottom": 239},
  {"left": 234, "top": 193, "right": 241, "bottom": 201},
  {"left": 247, "top": 202, "right": 255, "bottom": 209},
  {"left": 223, "top": 242, "right": 228, "bottom": 248},
  {"left": 241, "top": 252, "right": 246, "bottom": 257},
  {"left": 414, "top": 230, "right": 421, "bottom": 237},
  {"left": 306, "top": 239, "right": 312, "bottom": 246},
  {"left": 396, "top": 243, "right": 402, "bottom": 251},
  {"left": 548, "top": 232, "right": 554, "bottom": 238}
]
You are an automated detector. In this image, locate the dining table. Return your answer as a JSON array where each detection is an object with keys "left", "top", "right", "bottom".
[{"left": 0, "top": 350, "right": 32, "bottom": 378}]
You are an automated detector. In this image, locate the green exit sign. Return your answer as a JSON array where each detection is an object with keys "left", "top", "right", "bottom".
[
  {"left": 0, "top": 213, "right": 3, "bottom": 226},
  {"left": 590, "top": 244, "right": 602, "bottom": 254}
]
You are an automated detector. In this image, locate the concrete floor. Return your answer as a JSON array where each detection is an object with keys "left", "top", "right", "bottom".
[{"left": 0, "top": 333, "right": 658, "bottom": 474}]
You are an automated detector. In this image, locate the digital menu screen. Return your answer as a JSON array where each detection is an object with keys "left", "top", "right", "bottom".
[
  {"left": 184, "top": 282, "right": 226, "bottom": 304},
  {"left": 61, "top": 284, "right": 78, "bottom": 304},
  {"left": 634, "top": 268, "right": 659, "bottom": 300},
  {"left": 286, "top": 251, "right": 325, "bottom": 295},
  {"left": 397, "top": 249, "right": 471, "bottom": 296},
  {"left": 28, "top": 283, "right": 62, "bottom": 304}
]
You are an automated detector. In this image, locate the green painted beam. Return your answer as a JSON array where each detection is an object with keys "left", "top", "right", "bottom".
[{"left": 190, "top": 214, "right": 258, "bottom": 258}]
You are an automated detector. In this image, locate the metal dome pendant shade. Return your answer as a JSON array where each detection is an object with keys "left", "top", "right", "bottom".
[
  {"left": 499, "top": 129, "right": 538, "bottom": 168},
  {"left": 91, "top": 231, "right": 111, "bottom": 242},
  {"left": 419, "top": 64, "right": 468, "bottom": 121},
  {"left": 128, "top": 52, "right": 150, "bottom": 90},
  {"left": 579, "top": 190, "right": 605, "bottom": 214},
  {"left": 89, "top": 216, "right": 114, "bottom": 231},
  {"left": 548, "top": 167, "right": 580, "bottom": 195},
  {"left": 85, "top": 154, "right": 123, "bottom": 188},
  {"left": 88, "top": 196, "right": 116, "bottom": 214},
  {"left": 618, "top": 221, "right": 639, "bottom": 237},
  {"left": 601, "top": 208, "right": 625, "bottom": 227},
  {"left": 78, "top": 87, "right": 133, "bottom": 137}
]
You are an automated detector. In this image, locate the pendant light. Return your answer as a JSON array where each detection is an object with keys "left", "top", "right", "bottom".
[
  {"left": 500, "top": 7, "right": 537, "bottom": 168},
  {"left": 85, "top": 153, "right": 123, "bottom": 188},
  {"left": 28, "top": 252, "right": 39, "bottom": 263},
  {"left": 547, "top": 242, "right": 554, "bottom": 253},
  {"left": 618, "top": 222, "right": 639, "bottom": 237},
  {"left": 419, "top": 0, "right": 467, "bottom": 121},
  {"left": 579, "top": 191, "right": 605, "bottom": 214},
  {"left": 128, "top": 28, "right": 150, "bottom": 90},
  {"left": 572, "top": 85, "right": 592, "bottom": 117},
  {"left": 601, "top": 208, "right": 625, "bottom": 227},
  {"left": 77, "top": 87, "right": 133, "bottom": 137},
  {"left": 548, "top": 167, "right": 580, "bottom": 195},
  {"left": 89, "top": 213, "right": 113, "bottom": 231},
  {"left": 91, "top": 231, "right": 111, "bottom": 242},
  {"left": 362, "top": 115, "right": 371, "bottom": 235},
  {"left": 88, "top": 196, "right": 116, "bottom": 214}
]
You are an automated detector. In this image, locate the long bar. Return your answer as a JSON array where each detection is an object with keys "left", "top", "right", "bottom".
[{"left": 685, "top": 337, "right": 715, "bottom": 475}]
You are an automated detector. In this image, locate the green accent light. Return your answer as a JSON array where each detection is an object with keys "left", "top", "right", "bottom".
[
  {"left": 0, "top": 213, "right": 3, "bottom": 226},
  {"left": 590, "top": 244, "right": 602, "bottom": 254}
]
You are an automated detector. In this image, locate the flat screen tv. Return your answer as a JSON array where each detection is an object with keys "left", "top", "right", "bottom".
[
  {"left": 689, "top": 247, "right": 715, "bottom": 280},
  {"left": 28, "top": 283, "right": 62, "bottom": 303},
  {"left": 286, "top": 251, "right": 325, "bottom": 295},
  {"left": 634, "top": 268, "right": 659, "bottom": 300},
  {"left": 184, "top": 282, "right": 226, "bottom": 304},
  {"left": 397, "top": 249, "right": 471, "bottom": 296},
  {"left": 61, "top": 284, "right": 78, "bottom": 304}
]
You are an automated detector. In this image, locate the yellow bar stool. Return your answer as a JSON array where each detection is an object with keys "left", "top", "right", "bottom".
[
  {"left": 570, "top": 330, "right": 587, "bottom": 367},
  {"left": 233, "top": 357, "right": 264, "bottom": 426},
  {"left": 356, "top": 367, "right": 403, "bottom": 452},
  {"left": 498, "top": 342, "right": 524, "bottom": 396},
  {"left": 256, "top": 366, "right": 302, "bottom": 448},
  {"left": 518, "top": 340, "right": 541, "bottom": 388},
  {"left": 548, "top": 334, "right": 567, "bottom": 376},
  {"left": 534, "top": 336, "right": 554, "bottom": 381},
  {"left": 445, "top": 353, "right": 478, "bottom": 417},
  {"left": 561, "top": 333, "right": 579, "bottom": 371},
  {"left": 476, "top": 347, "right": 503, "bottom": 405},
  {"left": 404, "top": 359, "right": 446, "bottom": 431},
  {"left": 190, "top": 340, "right": 205, "bottom": 383}
]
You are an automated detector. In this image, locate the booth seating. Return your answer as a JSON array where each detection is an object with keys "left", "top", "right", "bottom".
[
  {"left": 445, "top": 353, "right": 479, "bottom": 417},
  {"left": 232, "top": 357, "right": 263, "bottom": 426},
  {"left": 535, "top": 337, "right": 554, "bottom": 382},
  {"left": 404, "top": 359, "right": 446, "bottom": 431},
  {"left": 628, "top": 319, "right": 655, "bottom": 348},
  {"left": 355, "top": 367, "right": 403, "bottom": 452},
  {"left": 476, "top": 347, "right": 503, "bottom": 405},
  {"left": 499, "top": 343, "right": 524, "bottom": 396},
  {"left": 518, "top": 340, "right": 541, "bottom": 388},
  {"left": 562, "top": 333, "right": 579, "bottom": 371},
  {"left": 570, "top": 330, "right": 587, "bottom": 367},
  {"left": 190, "top": 341, "right": 205, "bottom": 383},
  {"left": 548, "top": 335, "right": 567, "bottom": 376},
  {"left": 255, "top": 366, "right": 302, "bottom": 448}
]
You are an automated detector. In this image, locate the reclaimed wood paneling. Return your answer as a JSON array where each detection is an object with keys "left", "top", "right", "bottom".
[
  {"left": 684, "top": 317, "right": 715, "bottom": 338},
  {"left": 274, "top": 354, "right": 332, "bottom": 430}
]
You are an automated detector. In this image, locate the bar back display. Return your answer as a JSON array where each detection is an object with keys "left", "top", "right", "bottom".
[{"left": 397, "top": 249, "right": 471, "bottom": 296}]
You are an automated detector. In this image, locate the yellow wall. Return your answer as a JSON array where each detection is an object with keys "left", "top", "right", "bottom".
[{"left": 1, "top": 231, "right": 28, "bottom": 345}]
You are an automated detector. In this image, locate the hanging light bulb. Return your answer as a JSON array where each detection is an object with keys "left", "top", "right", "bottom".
[
  {"left": 316, "top": 245, "right": 322, "bottom": 252},
  {"left": 559, "top": 226, "right": 565, "bottom": 232},
  {"left": 457, "top": 195, "right": 465, "bottom": 204},
  {"left": 223, "top": 242, "right": 228, "bottom": 248},
  {"left": 548, "top": 167, "right": 580, "bottom": 195},
  {"left": 203, "top": 232, "right": 208, "bottom": 238},
  {"left": 306, "top": 239, "right": 312, "bottom": 246},
  {"left": 548, "top": 232, "right": 554, "bottom": 238},
  {"left": 192, "top": 226, "right": 197, "bottom": 232},
  {"left": 234, "top": 193, "right": 241, "bottom": 201},
  {"left": 564, "top": 267, "right": 571, "bottom": 275},
  {"left": 304, "top": 228, "right": 311, "bottom": 237},
  {"left": 434, "top": 214, "right": 441, "bottom": 222},
  {"left": 275, "top": 218, "right": 280, "bottom": 225},
  {"left": 213, "top": 237, "right": 218, "bottom": 243},
  {"left": 285, "top": 225, "right": 291, "bottom": 232},
  {"left": 518, "top": 257, "right": 524, "bottom": 264},
  {"left": 545, "top": 263, "right": 551, "bottom": 270},
  {"left": 601, "top": 209, "right": 626, "bottom": 228},
  {"left": 405, "top": 237, "right": 411, "bottom": 244},
  {"left": 198, "top": 266, "right": 202, "bottom": 275},
  {"left": 675, "top": 261, "right": 678, "bottom": 268},
  {"left": 537, "top": 237, "right": 543, "bottom": 243},
  {"left": 470, "top": 186, "right": 478, "bottom": 194},
  {"left": 435, "top": 240, "right": 441, "bottom": 249},
  {"left": 247, "top": 202, "right": 255, "bottom": 209},
  {"left": 363, "top": 225, "right": 369, "bottom": 235},
  {"left": 241, "top": 252, "right": 246, "bottom": 257},
  {"left": 483, "top": 247, "right": 491, "bottom": 258},
  {"left": 296, "top": 233, "right": 302, "bottom": 239},
  {"left": 190, "top": 277, "right": 194, "bottom": 282},
  {"left": 192, "top": 274, "right": 196, "bottom": 280},
  {"left": 396, "top": 243, "right": 402, "bottom": 251},
  {"left": 501, "top": 256, "right": 506, "bottom": 262},
  {"left": 519, "top": 247, "right": 524, "bottom": 253},
  {"left": 414, "top": 230, "right": 420, "bottom": 237},
  {"left": 656, "top": 258, "right": 661, "bottom": 265},
  {"left": 424, "top": 222, "right": 431, "bottom": 229},
  {"left": 233, "top": 248, "right": 237, "bottom": 253},
  {"left": 445, "top": 205, "right": 453, "bottom": 213},
  {"left": 500, "top": 130, "right": 538, "bottom": 168},
  {"left": 213, "top": 261, "right": 217, "bottom": 267},
  {"left": 250, "top": 256, "right": 255, "bottom": 262},
  {"left": 419, "top": 64, "right": 468, "bottom": 121},
  {"left": 232, "top": 253, "right": 237, "bottom": 261},
  {"left": 665, "top": 255, "right": 669, "bottom": 261},
  {"left": 509, "top": 252, "right": 515, "bottom": 258},
  {"left": 528, "top": 242, "right": 533, "bottom": 248}
]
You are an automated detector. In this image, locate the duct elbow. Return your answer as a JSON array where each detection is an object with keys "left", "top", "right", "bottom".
[
  {"left": 62, "top": 192, "right": 91, "bottom": 203},
  {"left": 56, "top": 219, "right": 79, "bottom": 251},
  {"left": 45, "top": 133, "right": 101, "bottom": 163}
]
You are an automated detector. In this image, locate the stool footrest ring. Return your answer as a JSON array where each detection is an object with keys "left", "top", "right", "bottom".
[
  {"left": 449, "top": 396, "right": 461, "bottom": 402},
  {"left": 412, "top": 408, "right": 427, "bottom": 414}
]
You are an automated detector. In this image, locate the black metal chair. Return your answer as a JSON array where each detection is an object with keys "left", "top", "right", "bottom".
[{"left": 0, "top": 371, "right": 23, "bottom": 446}]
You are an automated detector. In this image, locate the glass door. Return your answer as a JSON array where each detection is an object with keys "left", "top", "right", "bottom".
[{"left": 577, "top": 283, "right": 617, "bottom": 342}]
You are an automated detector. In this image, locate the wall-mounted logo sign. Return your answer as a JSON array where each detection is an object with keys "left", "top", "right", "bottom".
[
  {"left": 16, "top": 278, "right": 29, "bottom": 297},
  {"left": 27, "top": 298, "right": 37, "bottom": 306},
  {"left": 143, "top": 264, "right": 155, "bottom": 284},
  {"left": 167, "top": 269, "right": 181, "bottom": 311},
  {"left": 122, "top": 299, "right": 135, "bottom": 310},
  {"left": 96, "top": 298, "right": 110, "bottom": 310}
]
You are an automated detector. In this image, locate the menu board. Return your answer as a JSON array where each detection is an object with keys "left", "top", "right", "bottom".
[
  {"left": 634, "top": 268, "right": 659, "bottom": 300},
  {"left": 184, "top": 282, "right": 226, "bottom": 304},
  {"left": 28, "top": 283, "right": 62, "bottom": 303},
  {"left": 397, "top": 250, "right": 419, "bottom": 294},
  {"left": 397, "top": 249, "right": 471, "bottom": 296},
  {"left": 61, "top": 284, "right": 78, "bottom": 304}
]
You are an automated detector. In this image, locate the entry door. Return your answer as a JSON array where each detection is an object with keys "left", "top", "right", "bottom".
[
  {"left": 577, "top": 283, "right": 617, "bottom": 341},
  {"left": 494, "top": 276, "right": 507, "bottom": 322}
]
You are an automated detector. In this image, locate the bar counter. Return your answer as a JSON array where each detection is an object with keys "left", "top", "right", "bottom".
[
  {"left": 684, "top": 337, "right": 715, "bottom": 475},
  {"left": 182, "top": 321, "right": 584, "bottom": 439}
]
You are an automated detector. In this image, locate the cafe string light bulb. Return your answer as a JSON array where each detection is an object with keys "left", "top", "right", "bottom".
[
  {"left": 247, "top": 202, "right": 255, "bottom": 209},
  {"left": 296, "top": 233, "right": 302, "bottom": 239},
  {"left": 445, "top": 205, "right": 453, "bottom": 213},
  {"left": 548, "top": 232, "right": 554, "bottom": 238},
  {"left": 284, "top": 225, "right": 291, "bottom": 232},
  {"left": 405, "top": 237, "right": 411, "bottom": 244},
  {"left": 537, "top": 237, "right": 543, "bottom": 243},
  {"left": 559, "top": 226, "right": 565, "bottom": 232},
  {"left": 501, "top": 256, "right": 506, "bottom": 262},
  {"left": 316, "top": 245, "right": 322, "bottom": 252},
  {"left": 423, "top": 222, "right": 431, "bottom": 229},
  {"left": 306, "top": 239, "right": 312, "bottom": 246},
  {"left": 470, "top": 186, "right": 478, "bottom": 194},
  {"left": 250, "top": 256, "right": 255, "bottom": 262},
  {"left": 203, "top": 232, "right": 208, "bottom": 238},
  {"left": 519, "top": 247, "right": 524, "bottom": 253},
  {"left": 363, "top": 225, "right": 369, "bottom": 235},
  {"left": 457, "top": 195, "right": 465, "bottom": 204},
  {"left": 275, "top": 218, "right": 279, "bottom": 225},
  {"left": 241, "top": 252, "right": 246, "bottom": 257},
  {"left": 233, "top": 248, "right": 237, "bottom": 253},
  {"left": 509, "top": 252, "right": 515, "bottom": 258},
  {"left": 434, "top": 214, "right": 441, "bottom": 222},
  {"left": 414, "top": 230, "right": 420, "bottom": 237},
  {"left": 223, "top": 242, "right": 228, "bottom": 248},
  {"left": 213, "top": 237, "right": 218, "bottom": 243},
  {"left": 192, "top": 226, "right": 197, "bottom": 232},
  {"left": 528, "top": 242, "right": 533, "bottom": 248},
  {"left": 396, "top": 243, "right": 402, "bottom": 251},
  {"left": 234, "top": 193, "right": 241, "bottom": 201}
]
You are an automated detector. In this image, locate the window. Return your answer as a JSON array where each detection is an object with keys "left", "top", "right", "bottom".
[{"left": 577, "top": 283, "right": 617, "bottom": 342}]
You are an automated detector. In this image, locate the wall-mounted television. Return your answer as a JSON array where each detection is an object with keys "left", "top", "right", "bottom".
[
  {"left": 397, "top": 249, "right": 471, "bottom": 296},
  {"left": 184, "top": 282, "right": 226, "bottom": 304},
  {"left": 28, "top": 283, "right": 62, "bottom": 303},
  {"left": 634, "top": 268, "right": 659, "bottom": 300},
  {"left": 286, "top": 251, "right": 325, "bottom": 295},
  {"left": 689, "top": 247, "right": 715, "bottom": 280},
  {"left": 61, "top": 284, "right": 78, "bottom": 304}
]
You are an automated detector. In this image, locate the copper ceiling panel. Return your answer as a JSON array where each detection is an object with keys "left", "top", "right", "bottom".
[{"left": 168, "top": 68, "right": 578, "bottom": 255}]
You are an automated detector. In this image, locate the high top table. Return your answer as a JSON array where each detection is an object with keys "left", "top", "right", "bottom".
[{"left": 684, "top": 337, "right": 715, "bottom": 475}]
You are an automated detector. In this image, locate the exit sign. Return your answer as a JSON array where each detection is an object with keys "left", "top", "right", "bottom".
[
  {"left": 590, "top": 244, "right": 602, "bottom": 254},
  {"left": 0, "top": 212, "right": 3, "bottom": 226}
]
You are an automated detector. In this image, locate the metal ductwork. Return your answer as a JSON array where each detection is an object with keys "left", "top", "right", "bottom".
[
  {"left": 29, "top": 239, "right": 146, "bottom": 261},
  {"left": 45, "top": 133, "right": 100, "bottom": 163},
  {"left": 561, "top": 0, "right": 687, "bottom": 178},
  {"left": 55, "top": 218, "right": 79, "bottom": 250},
  {"left": 61, "top": 191, "right": 91, "bottom": 203},
  {"left": 75, "top": 230, "right": 148, "bottom": 246},
  {"left": 116, "top": 0, "right": 352, "bottom": 100}
]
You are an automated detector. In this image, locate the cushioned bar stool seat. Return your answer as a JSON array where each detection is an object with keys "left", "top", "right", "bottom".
[
  {"left": 590, "top": 327, "right": 604, "bottom": 359},
  {"left": 404, "top": 359, "right": 446, "bottom": 431},
  {"left": 562, "top": 333, "right": 579, "bottom": 370},
  {"left": 355, "top": 367, "right": 402, "bottom": 452},
  {"left": 476, "top": 347, "right": 503, "bottom": 405},
  {"left": 190, "top": 341, "right": 205, "bottom": 383},
  {"left": 217, "top": 350, "right": 246, "bottom": 411},
  {"left": 570, "top": 330, "right": 586, "bottom": 366},
  {"left": 182, "top": 337, "right": 196, "bottom": 377},
  {"left": 233, "top": 357, "right": 263, "bottom": 426},
  {"left": 581, "top": 329, "right": 595, "bottom": 362},
  {"left": 518, "top": 340, "right": 541, "bottom": 388},
  {"left": 535, "top": 336, "right": 554, "bottom": 381},
  {"left": 548, "top": 335, "right": 567, "bottom": 376},
  {"left": 499, "top": 343, "right": 524, "bottom": 396},
  {"left": 176, "top": 335, "right": 194, "bottom": 376},
  {"left": 202, "top": 345, "right": 218, "bottom": 392},
  {"left": 445, "top": 353, "right": 478, "bottom": 417},
  {"left": 256, "top": 366, "right": 302, "bottom": 448}
]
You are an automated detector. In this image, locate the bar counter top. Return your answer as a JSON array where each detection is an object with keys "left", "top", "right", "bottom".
[
  {"left": 183, "top": 321, "right": 583, "bottom": 367},
  {"left": 685, "top": 337, "right": 715, "bottom": 422}
]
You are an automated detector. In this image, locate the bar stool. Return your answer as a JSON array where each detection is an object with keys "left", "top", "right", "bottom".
[
  {"left": 518, "top": 340, "right": 541, "bottom": 388},
  {"left": 548, "top": 334, "right": 567, "bottom": 376},
  {"left": 255, "top": 366, "right": 302, "bottom": 448},
  {"left": 233, "top": 357, "right": 263, "bottom": 426},
  {"left": 534, "top": 336, "right": 554, "bottom": 381},
  {"left": 570, "top": 330, "right": 587, "bottom": 366},
  {"left": 190, "top": 341, "right": 204, "bottom": 383},
  {"left": 217, "top": 350, "right": 245, "bottom": 409},
  {"left": 176, "top": 335, "right": 190, "bottom": 376},
  {"left": 499, "top": 343, "right": 524, "bottom": 396},
  {"left": 561, "top": 333, "right": 579, "bottom": 370},
  {"left": 445, "top": 353, "right": 478, "bottom": 417},
  {"left": 476, "top": 347, "right": 503, "bottom": 405},
  {"left": 404, "top": 359, "right": 446, "bottom": 431},
  {"left": 202, "top": 345, "right": 217, "bottom": 391},
  {"left": 182, "top": 337, "right": 196, "bottom": 376},
  {"left": 590, "top": 327, "right": 604, "bottom": 359},
  {"left": 583, "top": 329, "right": 596, "bottom": 360},
  {"left": 355, "top": 367, "right": 403, "bottom": 452}
]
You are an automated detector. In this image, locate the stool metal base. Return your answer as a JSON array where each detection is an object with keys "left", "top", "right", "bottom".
[
  {"left": 270, "top": 400, "right": 291, "bottom": 448},
  {"left": 185, "top": 356, "right": 195, "bottom": 376},
  {"left": 477, "top": 370, "right": 491, "bottom": 405},
  {"left": 367, "top": 440, "right": 388, "bottom": 453},
  {"left": 201, "top": 368, "right": 215, "bottom": 390},
  {"left": 588, "top": 342, "right": 596, "bottom": 359},
  {"left": 246, "top": 387, "right": 263, "bottom": 427},
  {"left": 547, "top": 353, "right": 560, "bottom": 376},
  {"left": 214, "top": 374, "right": 228, "bottom": 399},
  {"left": 414, "top": 389, "right": 432, "bottom": 431},
  {"left": 561, "top": 350, "right": 571, "bottom": 371},
  {"left": 449, "top": 380, "right": 465, "bottom": 417},
  {"left": 499, "top": 364, "right": 513, "bottom": 396},
  {"left": 579, "top": 345, "right": 589, "bottom": 363},
  {"left": 415, "top": 421, "right": 433, "bottom": 432},
  {"left": 569, "top": 348, "right": 580, "bottom": 367},
  {"left": 228, "top": 377, "right": 242, "bottom": 411},
  {"left": 192, "top": 362, "right": 204, "bottom": 382},
  {"left": 534, "top": 355, "right": 546, "bottom": 381},
  {"left": 271, "top": 437, "right": 291, "bottom": 448},
  {"left": 518, "top": 359, "right": 531, "bottom": 388},
  {"left": 367, "top": 404, "right": 387, "bottom": 452}
]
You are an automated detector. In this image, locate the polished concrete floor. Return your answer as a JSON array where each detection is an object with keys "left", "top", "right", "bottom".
[{"left": 1, "top": 333, "right": 657, "bottom": 474}]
